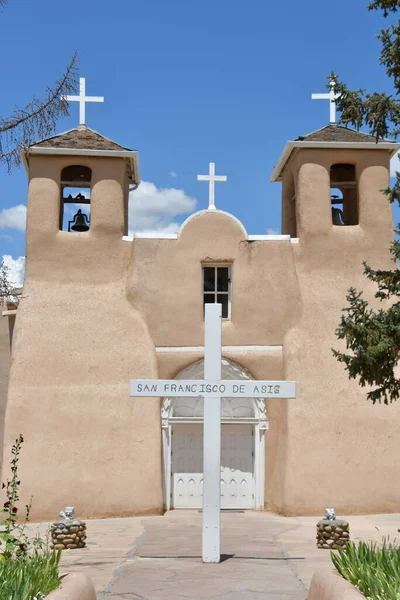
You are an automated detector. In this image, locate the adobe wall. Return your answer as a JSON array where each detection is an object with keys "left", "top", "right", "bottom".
[
  {"left": 0, "top": 311, "right": 11, "bottom": 480},
  {"left": 129, "top": 210, "right": 302, "bottom": 510},
  {"left": 3, "top": 145, "right": 399, "bottom": 519},
  {"left": 269, "top": 148, "right": 400, "bottom": 515},
  {"left": 2, "top": 155, "right": 163, "bottom": 520}
]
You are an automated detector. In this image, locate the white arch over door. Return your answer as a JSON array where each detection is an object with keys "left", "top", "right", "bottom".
[{"left": 161, "top": 358, "right": 268, "bottom": 510}]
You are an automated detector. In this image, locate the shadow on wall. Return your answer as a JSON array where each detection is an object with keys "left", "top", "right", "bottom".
[{"left": 0, "top": 312, "right": 13, "bottom": 479}]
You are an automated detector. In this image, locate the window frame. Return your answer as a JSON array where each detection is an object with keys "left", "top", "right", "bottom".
[{"left": 202, "top": 263, "right": 232, "bottom": 320}]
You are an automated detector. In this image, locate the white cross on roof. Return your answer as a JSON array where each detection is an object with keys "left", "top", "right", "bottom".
[
  {"left": 197, "top": 162, "right": 227, "bottom": 210},
  {"left": 311, "top": 80, "right": 340, "bottom": 123},
  {"left": 63, "top": 77, "right": 104, "bottom": 126}
]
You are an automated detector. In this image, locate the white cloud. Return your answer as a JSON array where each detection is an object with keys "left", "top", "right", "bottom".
[
  {"left": 169, "top": 170, "right": 177, "bottom": 178},
  {"left": 390, "top": 152, "right": 400, "bottom": 177},
  {"left": 0, "top": 204, "right": 27, "bottom": 232},
  {"left": 266, "top": 227, "right": 280, "bottom": 235},
  {"left": 2, "top": 255, "right": 25, "bottom": 288},
  {"left": 129, "top": 181, "right": 196, "bottom": 234}
]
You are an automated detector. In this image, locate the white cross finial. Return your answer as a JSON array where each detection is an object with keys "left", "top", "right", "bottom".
[
  {"left": 311, "top": 80, "right": 340, "bottom": 123},
  {"left": 63, "top": 77, "right": 104, "bottom": 126},
  {"left": 197, "top": 162, "right": 227, "bottom": 210}
]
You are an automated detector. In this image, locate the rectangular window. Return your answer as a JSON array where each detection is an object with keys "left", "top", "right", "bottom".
[{"left": 203, "top": 265, "right": 231, "bottom": 319}]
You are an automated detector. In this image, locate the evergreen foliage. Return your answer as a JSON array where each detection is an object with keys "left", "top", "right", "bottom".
[{"left": 333, "top": 0, "right": 400, "bottom": 404}]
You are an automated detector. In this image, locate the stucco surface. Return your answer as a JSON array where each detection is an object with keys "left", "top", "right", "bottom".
[
  {"left": 47, "top": 573, "right": 97, "bottom": 600},
  {"left": 3, "top": 141, "right": 400, "bottom": 519},
  {"left": 3, "top": 155, "right": 162, "bottom": 520},
  {"left": 307, "top": 568, "right": 364, "bottom": 600},
  {"left": 0, "top": 313, "right": 11, "bottom": 479}
]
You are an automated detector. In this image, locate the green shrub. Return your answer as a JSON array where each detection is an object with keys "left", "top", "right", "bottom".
[
  {"left": 331, "top": 538, "right": 400, "bottom": 600},
  {"left": 0, "top": 436, "right": 61, "bottom": 599},
  {"left": 0, "top": 550, "right": 61, "bottom": 600}
]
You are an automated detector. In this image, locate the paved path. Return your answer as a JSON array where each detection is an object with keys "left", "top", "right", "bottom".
[
  {"left": 28, "top": 511, "right": 400, "bottom": 599},
  {"left": 106, "top": 511, "right": 307, "bottom": 600}
]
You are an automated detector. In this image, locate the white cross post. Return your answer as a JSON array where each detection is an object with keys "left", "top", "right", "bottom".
[
  {"left": 63, "top": 77, "right": 104, "bottom": 126},
  {"left": 197, "top": 162, "right": 227, "bottom": 210},
  {"left": 311, "top": 80, "right": 340, "bottom": 123},
  {"left": 130, "top": 303, "right": 296, "bottom": 563}
]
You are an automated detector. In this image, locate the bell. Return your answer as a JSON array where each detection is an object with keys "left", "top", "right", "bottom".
[
  {"left": 68, "top": 209, "right": 90, "bottom": 232},
  {"left": 332, "top": 207, "right": 345, "bottom": 226}
]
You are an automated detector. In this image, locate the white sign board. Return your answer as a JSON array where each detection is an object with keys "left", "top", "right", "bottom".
[{"left": 130, "top": 379, "right": 296, "bottom": 399}]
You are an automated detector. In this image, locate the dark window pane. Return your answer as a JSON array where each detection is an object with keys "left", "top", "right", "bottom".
[
  {"left": 217, "top": 294, "right": 229, "bottom": 318},
  {"left": 217, "top": 267, "right": 229, "bottom": 292},
  {"left": 204, "top": 293, "right": 215, "bottom": 316},
  {"left": 203, "top": 267, "right": 215, "bottom": 292}
]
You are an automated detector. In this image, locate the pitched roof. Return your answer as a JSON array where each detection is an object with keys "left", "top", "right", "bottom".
[
  {"left": 270, "top": 124, "right": 400, "bottom": 182},
  {"left": 30, "top": 125, "right": 133, "bottom": 152},
  {"left": 295, "top": 124, "right": 393, "bottom": 144}
]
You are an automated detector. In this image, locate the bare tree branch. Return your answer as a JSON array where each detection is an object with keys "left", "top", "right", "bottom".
[{"left": 0, "top": 51, "right": 79, "bottom": 171}]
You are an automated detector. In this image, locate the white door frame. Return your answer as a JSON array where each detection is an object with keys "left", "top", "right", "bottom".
[{"left": 162, "top": 414, "right": 267, "bottom": 511}]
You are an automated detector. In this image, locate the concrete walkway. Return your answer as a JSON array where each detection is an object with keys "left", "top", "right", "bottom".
[{"left": 29, "top": 511, "right": 400, "bottom": 599}]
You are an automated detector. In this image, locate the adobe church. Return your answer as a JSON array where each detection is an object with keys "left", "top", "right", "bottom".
[{"left": 1, "top": 85, "right": 400, "bottom": 520}]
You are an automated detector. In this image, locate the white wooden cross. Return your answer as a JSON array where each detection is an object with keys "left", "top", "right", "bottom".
[
  {"left": 130, "top": 303, "right": 296, "bottom": 563},
  {"left": 63, "top": 77, "right": 104, "bottom": 126},
  {"left": 311, "top": 80, "right": 340, "bottom": 123},
  {"left": 197, "top": 162, "right": 227, "bottom": 210}
]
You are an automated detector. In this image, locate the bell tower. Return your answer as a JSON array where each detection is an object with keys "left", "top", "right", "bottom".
[
  {"left": 22, "top": 125, "right": 139, "bottom": 282},
  {"left": 271, "top": 124, "right": 400, "bottom": 244}
]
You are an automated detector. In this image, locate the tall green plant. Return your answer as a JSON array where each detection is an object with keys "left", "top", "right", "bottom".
[{"left": 332, "top": 539, "right": 400, "bottom": 600}]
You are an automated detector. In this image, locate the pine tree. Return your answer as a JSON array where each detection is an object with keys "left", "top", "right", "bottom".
[{"left": 333, "top": 0, "right": 400, "bottom": 403}]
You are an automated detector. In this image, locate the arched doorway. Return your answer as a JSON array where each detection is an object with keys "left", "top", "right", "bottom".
[{"left": 161, "top": 358, "right": 269, "bottom": 510}]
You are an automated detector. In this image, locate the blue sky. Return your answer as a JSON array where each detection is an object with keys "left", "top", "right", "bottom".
[{"left": 0, "top": 0, "right": 398, "bottom": 284}]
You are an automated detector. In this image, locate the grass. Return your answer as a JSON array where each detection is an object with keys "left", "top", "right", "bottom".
[
  {"left": 0, "top": 550, "right": 61, "bottom": 600},
  {"left": 331, "top": 538, "right": 400, "bottom": 600}
]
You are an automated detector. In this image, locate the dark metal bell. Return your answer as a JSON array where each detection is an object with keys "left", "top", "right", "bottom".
[{"left": 68, "top": 209, "right": 90, "bottom": 232}]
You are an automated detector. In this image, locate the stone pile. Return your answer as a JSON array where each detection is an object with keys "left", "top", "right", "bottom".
[
  {"left": 50, "top": 519, "right": 87, "bottom": 550},
  {"left": 316, "top": 518, "right": 350, "bottom": 549}
]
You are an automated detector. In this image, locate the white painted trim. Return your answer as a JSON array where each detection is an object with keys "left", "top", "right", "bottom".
[
  {"left": 156, "top": 345, "right": 283, "bottom": 353},
  {"left": 162, "top": 426, "right": 172, "bottom": 511},
  {"left": 2, "top": 310, "right": 17, "bottom": 316},
  {"left": 248, "top": 234, "right": 289, "bottom": 241},
  {"left": 291, "top": 238, "right": 299, "bottom": 244},
  {"left": 28, "top": 147, "right": 138, "bottom": 159},
  {"left": 270, "top": 140, "right": 400, "bottom": 182},
  {"left": 134, "top": 232, "right": 178, "bottom": 239},
  {"left": 123, "top": 228, "right": 295, "bottom": 243},
  {"left": 169, "top": 417, "right": 260, "bottom": 424}
]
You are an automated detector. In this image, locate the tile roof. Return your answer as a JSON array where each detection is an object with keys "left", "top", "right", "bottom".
[
  {"left": 295, "top": 124, "right": 394, "bottom": 144},
  {"left": 30, "top": 126, "right": 133, "bottom": 152}
]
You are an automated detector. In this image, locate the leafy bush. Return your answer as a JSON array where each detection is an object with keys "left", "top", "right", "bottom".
[
  {"left": 331, "top": 539, "right": 400, "bottom": 600},
  {"left": 0, "top": 551, "right": 60, "bottom": 600},
  {"left": 0, "top": 435, "right": 61, "bottom": 599}
]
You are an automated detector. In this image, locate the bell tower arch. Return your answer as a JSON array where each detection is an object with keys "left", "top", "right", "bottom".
[
  {"left": 271, "top": 124, "right": 400, "bottom": 242},
  {"left": 23, "top": 125, "right": 139, "bottom": 259}
]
